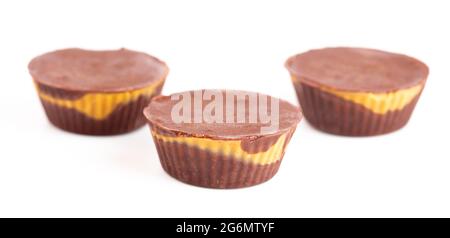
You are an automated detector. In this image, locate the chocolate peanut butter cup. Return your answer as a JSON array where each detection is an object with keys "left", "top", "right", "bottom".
[
  {"left": 29, "top": 48, "right": 168, "bottom": 135},
  {"left": 143, "top": 90, "right": 302, "bottom": 188},
  {"left": 286, "top": 47, "right": 429, "bottom": 136}
]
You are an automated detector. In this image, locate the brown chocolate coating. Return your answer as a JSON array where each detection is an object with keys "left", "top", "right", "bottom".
[
  {"left": 36, "top": 82, "right": 86, "bottom": 100},
  {"left": 286, "top": 47, "right": 428, "bottom": 92},
  {"left": 38, "top": 83, "right": 164, "bottom": 135},
  {"left": 152, "top": 128, "right": 296, "bottom": 188},
  {"left": 146, "top": 90, "right": 299, "bottom": 188},
  {"left": 143, "top": 90, "right": 302, "bottom": 139},
  {"left": 239, "top": 133, "right": 283, "bottom": 154},
  {"left": 293, "top": 80, "right": 423, "bottom": 136},
  {"left": 28, "top": 48, "right": 168, "bottom": 92}
]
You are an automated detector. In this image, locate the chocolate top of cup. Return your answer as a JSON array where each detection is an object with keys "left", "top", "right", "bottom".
[
  {"left": 286, "top": 47, "right": 429, "bottom": 92},
  {"left": 28, "top": 48, "right": 168, "bottom": 92},
  {"left": 144, "top": 90, "right": 302, "bottom": 139}
]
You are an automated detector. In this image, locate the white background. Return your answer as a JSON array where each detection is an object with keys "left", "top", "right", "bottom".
[{"left": 0, "top": 0, "right": 449, "bottom": 218}]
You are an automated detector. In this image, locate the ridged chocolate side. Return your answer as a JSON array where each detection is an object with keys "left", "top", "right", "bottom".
[
  {"left": 151, "top": 129, "right": 295, "bottom": 189},
  {"left": 37, "top": 83, "right": 164, "bottom": 135},
  {"left": 293, "top": 81, "right": 423, "bottom": 136}
]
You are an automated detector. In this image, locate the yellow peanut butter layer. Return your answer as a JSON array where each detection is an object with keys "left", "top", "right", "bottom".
[
  {"left": 36, "top": 78, "right": 164, "bottom": 120},
  {"left": 152, "top": 131, "right": 288, "bottom": 165},
  {"left": 292, "top": 76, "right": 423, "bottom": 114},
  {"left": 320, "top": 84, "right": 423, "bottom": 114}
]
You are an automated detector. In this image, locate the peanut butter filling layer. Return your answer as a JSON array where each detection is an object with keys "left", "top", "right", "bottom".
[
  {"left": 292, "top": 77, "right": 423, "bottom": 114},
  {"left": 151, "top": 131, "right": 288, "bottom": 165},
  {"left": 36, "top": 78, "right": 164, "bottom": 120}
]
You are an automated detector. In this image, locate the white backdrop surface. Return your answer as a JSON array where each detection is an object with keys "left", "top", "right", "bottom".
[{"left": 0, "top": 0, "right": 449, "bottom": 217}]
